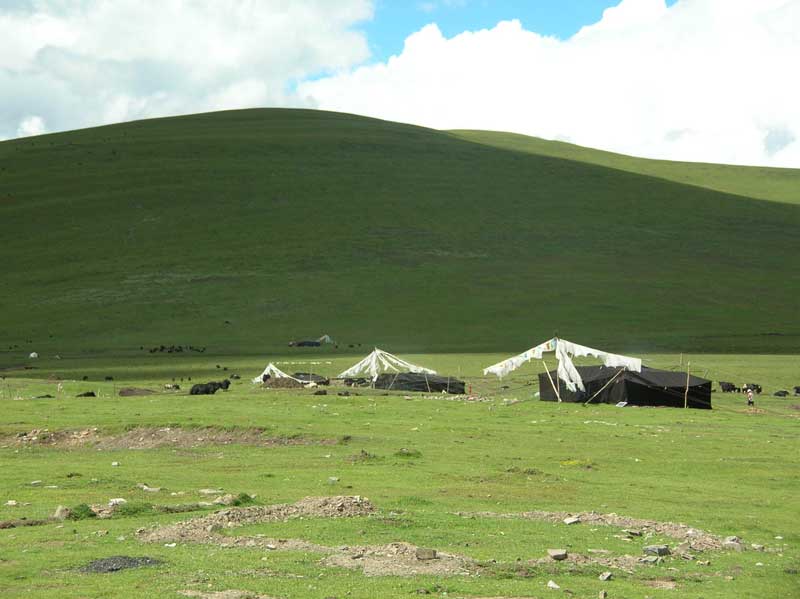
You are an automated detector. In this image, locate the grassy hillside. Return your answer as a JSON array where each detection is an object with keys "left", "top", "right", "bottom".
[
  {"left": 1, "top": 108, "right": 798, "bottom": 356},
  {"left": 450, "top": 130, "right": 800, "bottom": 206}
]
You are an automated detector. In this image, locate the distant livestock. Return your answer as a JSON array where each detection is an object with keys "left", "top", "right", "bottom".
[
  {"left": 774, "top": 390, "right": 789, "bottom": 397},
  {"left": 719, "top": 381, "right": 740, "bottom": 393},
  {"left": 189, "top": 380, "right": 230, "bottom": 395},
  {"left": 794, "top": 386, "right": 800, "bottom": 396},
  {"left": 743, "top": 383, "right": 762, "bottom": 394}
]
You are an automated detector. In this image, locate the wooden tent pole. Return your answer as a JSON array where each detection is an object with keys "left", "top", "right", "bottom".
[
  {"left": 542, "top": 359, "right": 561, "bottom": 402},
  {"left": 584, "top": 368, "right": 625, "bottom": 406},
  {"left": 684, "top": 361, "right": 691, "bottom": 409}
]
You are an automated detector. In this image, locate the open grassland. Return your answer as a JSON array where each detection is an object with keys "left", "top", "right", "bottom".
[
  {"left": 1, "top": 353, "right": 798, "bottom": 598},
  {"left": 1, "top": 109, "right": 799, "bottom": 355}
]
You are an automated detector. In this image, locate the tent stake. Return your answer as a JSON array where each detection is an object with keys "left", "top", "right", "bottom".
[
  {"left": 684, "top": 361, "right": 691, "bottom": 409},
  {"left": 584, "top": 368, "right": 625, "bottom": 406},
  {"left": 542, "top": 360, "right": 561, "bottom": 402}
]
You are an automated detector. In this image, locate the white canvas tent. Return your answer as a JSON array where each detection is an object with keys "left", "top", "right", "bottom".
[
  {"left": 483, "top": 337, "right": 641, "bottom": 393},
  {"left": 252, "top": 363, "right": 300, "bottom": 384},
  {"left": 338, "top": 348, "right": 436, "bottom": 381}
]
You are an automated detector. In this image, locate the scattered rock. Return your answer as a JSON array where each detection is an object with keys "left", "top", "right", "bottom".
[
  {"left": 136, "top": 483, "right": 161, "bottom": 493},
  {"left": 623, "top": 528, "right": 643, "bottom": 536},
  {"left": 547, "top": 580, "right": 560, "bottom": 589},
  {"left": 111, "top": 462, "right": 120, "bottom": 467},
  {"left": 179, "top": 590, "right": 276, "bottom": 599},
  {"left": 213, "top": 494, "right": 238, "bottom": 506},
  {"left": 640, "top": 555, "right": 661, "bottom": 564},
  {"left": 751, "top": 543, "right": 765, "bottom": 551},
  {"left": 30, "top": 480, "right": 42, "bottom": 486},
  {"left": 79, "top": 556, "right": 161, "bottom": 573},
  {"left": 198, "top": 489, "right": 223, "bottom": 496},
  {"left": 599, "top": 591, "right": 608, "bottom": 599},
  {"left": 599, "top": 571, "right": 613, "bottom": 581},
  {"left": 644, "top": 544, "right": 670, "bottom": 556},
  {"left": 548, "top": 549, "right": 568, "bottom": 561},
  {"left": 415, "top": 548, "right": 437, "bottom": 561},
  {"left": 53, "top": 505, "right": 71, "bottom": 520},
  {"left": 327, "top": 477, "right": 339, "bottom": 484},
  {"left": 5, "top": 500, "right": 18, "bottom": 507},
  {"left": 563, "top": 516, "right": 581, "bottom": 525},
  {"left": 108, "top": 498, "right": 127, "bottom": 507}
]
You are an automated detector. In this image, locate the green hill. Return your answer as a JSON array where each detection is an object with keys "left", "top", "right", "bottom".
[
  {"left": 1, "top": 108, "right": 798, "bottom": 356},
  {"left": 450, "top": 130, "right": 800, "bottom": 206}
]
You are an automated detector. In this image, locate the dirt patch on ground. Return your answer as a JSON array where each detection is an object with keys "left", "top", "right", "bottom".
[
  {"left": 118, "top": 387, "right": 156, "bottom": 396},
  {"left": 138, "top": 496, "right": 473, "bottom": 577},
  {"left": 137, "top": 496, "right": 375, "bottom": 545},
  {"left": 322, "top": 542, "right": 474, "bottom": 577},
  {"left": 260, "top": 378, "right": 304, "bottom": 389},
  {"left": 1, "top": 427, "right": 334, "bottom": 450},
  {"left": 179, "top": 591, "right": 276, "bottom": 599},
  {"left": 458, "top": 510, "right": 728, "bottom": 551},
  {"left": 643, "top": 578, "right": 679, "bottom": 589},
  {"left": 80, "top": 555, "right": 162, "bottom": 573}
]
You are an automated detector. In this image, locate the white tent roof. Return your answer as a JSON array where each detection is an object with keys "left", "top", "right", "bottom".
[
  {"left": 252, "top": 362, "right": 299, "bottom": 384},
  {"left": 483, "top": 337, "right": 641, "bottom": 392},
  {"left": 338, "top": 348, "right": 436, "bottom": 381}
]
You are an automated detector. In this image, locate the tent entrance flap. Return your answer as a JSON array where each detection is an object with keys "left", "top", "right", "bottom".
[{"left": 252, "top": 363, "right": 299, "bottom": 384}]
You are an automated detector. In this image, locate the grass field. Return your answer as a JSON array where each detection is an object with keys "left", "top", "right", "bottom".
[
  {"left": 1, "top": 108, "right": 799, "bottom": 355},
  {"left": 1, "top": 352, "right": 798, "bottom": 598}
]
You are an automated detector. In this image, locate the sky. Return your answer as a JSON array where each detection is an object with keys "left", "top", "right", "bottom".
[{"left": 1, "top": 0, "right": 798, "bottom": 167}]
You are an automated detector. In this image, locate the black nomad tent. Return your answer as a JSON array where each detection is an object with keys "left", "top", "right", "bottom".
[
  {"left": 374, "top": 372, "right": 466, "bottom": 394},
  {"left": 539, "top": 365, "right": 712, "bottom": 409}
]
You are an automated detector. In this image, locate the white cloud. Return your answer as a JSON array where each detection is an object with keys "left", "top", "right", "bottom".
[
  {"left": 0, "top": 0, "right": 373, "bottom": 138},
  {"left": 301, "top": 0, "right": 800, "bottom": 167},
  {"left": 16, "top": 115, "right": 47, "bottom": 137}
]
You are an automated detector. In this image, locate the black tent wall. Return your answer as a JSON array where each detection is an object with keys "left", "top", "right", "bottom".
[
  {"left": 374, "top": 372, "right": 465, "bottom": 394},
  {"left": 538, "top": 366, "right": 711, "bottom": 409}
]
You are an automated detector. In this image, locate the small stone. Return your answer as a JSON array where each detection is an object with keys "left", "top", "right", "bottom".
[
  {"left": 108, "top": 498, "right": 127, "bottom": 506},
  {"left": 30, "top": 480, "right": 42, "bottom": 486},
  {"left": 327, "top": 477, "right": 339, "bottom": 484},
  {"left": 751, "top": 544, "right": 765, "bottom": 551},
  {"left": 5, "top": 500, "right": 18, "bottom": 507},
  {"left": 198, "top": 488, "right": 223, "bottom": 495},
  {"left": 640, "top": 555, "right": 661, "bottom": 564},
  {"left": 547, "top": 580, "right": 560, "bottom": 590},
  {"left": 775, "top": 536, "right": 783, "bottom": 540},
  {"left": 111, "top": 462, "right": 120, "bottom": 467},
  {"left": 213, "top": 494, "right": 238, "bottom": 506},
  {"left": 599, "top": 592, "right": 608, "bottom": 599},
  {"left": 53, "top": 505, "right": 71, "bottom": 520},
  {"left": 548, "top": 549, "right": 568, "bottom": 561},
  {"left": 674, "top": 541, "right": 691, "bottom": 554},
  {"left": 698, "top": 560, "right": 710, "bottom": 566},
  {"left": 756, "top": 562, "right": 764, "bottom": 567},
  {"left": 93, "top": 530, "right": 108, "bottom": 536},
  {"left": 117, "top": 535, "right": 126, "bottom": 541},
  {"left": 415, "top": 548, "right": 437, "bottom": 561},
  {"left": 266, "top": 544, "right": 277, "bottom": 550},
  {"left": 563, "top": 516, "right": 581, "bottom": 525},
  {"left": 599, "top": 571, "right": 613, "bottom": 581},
  {"left": 724, "top": 536, "right": 741, "bottom": 544},
  {"left": 723, "top": 540, "right": 745, "bottom": 552},
  {"left": 644, "top": 544, "right": 670, "bottom": 556},
  {"left": 205, "top": 524, "right": 222, "bottom": 533},
  {"left": 623, "top": 528, "right": 643, "bottom": 536},
  {"left": 164, "top": 543, "right": 176, "bottom": 547}
]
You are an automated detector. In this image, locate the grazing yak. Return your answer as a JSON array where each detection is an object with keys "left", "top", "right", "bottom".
[
  {"left": 719, "top": 381, "right": 740, "bottom": 393},
  {"left": 189, "top": 379, "right": 230, "bottom": 395}
]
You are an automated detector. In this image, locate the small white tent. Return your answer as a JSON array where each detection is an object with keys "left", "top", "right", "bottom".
[
  {"left": 252, "top": 363, "right": 299, "bottom": 384},
  {"left": 338, "top": 348, "right": 436, "bottom": 381},
  {"left": 483, "top": 337, "right": 641, "bottom": 392}
]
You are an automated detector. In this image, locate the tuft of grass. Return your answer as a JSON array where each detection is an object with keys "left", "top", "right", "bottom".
[{"left": 66, "top": 504, "right": 96, "bottom": 521}]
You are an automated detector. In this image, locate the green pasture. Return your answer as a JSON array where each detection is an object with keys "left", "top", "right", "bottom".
[
  {"left": 1, "top": 108, "right": 799, "bottom": 355},
  {"left": 1, "top": 353, "right": 798, "bottom": 598}
]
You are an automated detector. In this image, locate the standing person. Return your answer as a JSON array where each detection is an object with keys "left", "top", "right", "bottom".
[{"left": 746, "top": 388, "right": 754, "bottom": 407}]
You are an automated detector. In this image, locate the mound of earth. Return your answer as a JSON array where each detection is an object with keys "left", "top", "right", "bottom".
[
  {"left": 261, "top": 378, "right": 304, "bottom": 389},
  {"left": 2, "top": 427, "right": 333, "bottom": 450},
  {"left": 80, "top": 556, "right": 161, "bottom": 573},
  {"left": 179, "top": 591, "right": 276, "bottom": 599},
  {"left": 118, "top": 387, "right": 156, "bottom": 396},
  {"left": 322, "top": 542, "right": 474, "bottom": 577},
  {"left": 459, "top": 509, "right": 729, "bottom": 551},
  {"left": 137, "top": 496, "right": 375, "bottom": 544}
]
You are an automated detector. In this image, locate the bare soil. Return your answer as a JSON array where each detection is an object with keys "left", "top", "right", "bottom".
[
  {"left": 1, "top": 427, "right": 334, "bottom": 450},
  {"left": 458, "top": 509, "right": 729, "bottom": 551},
  {"left": 79, "top": 555, "right": 162, "bottom": 573}
]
